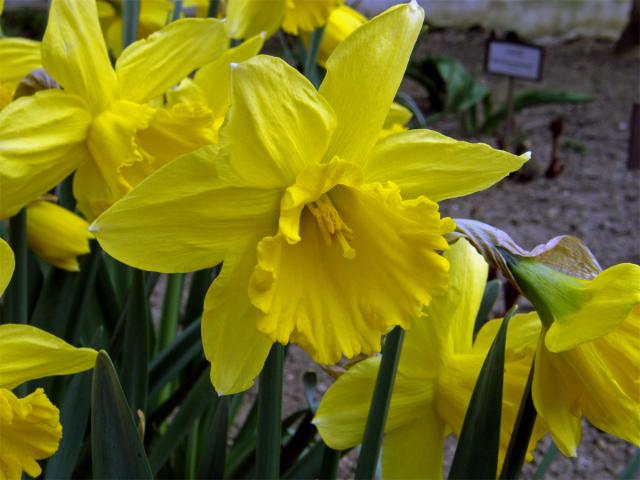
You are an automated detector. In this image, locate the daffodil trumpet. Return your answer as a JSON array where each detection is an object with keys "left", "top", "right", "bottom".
[{"left": 92, "top": 2, "right": 526, "bottom": 395}]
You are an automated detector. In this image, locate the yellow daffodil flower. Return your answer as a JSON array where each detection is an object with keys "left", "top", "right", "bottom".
[
  {"left": 26, "top": 200, "right": 94, "bottom": 272},
  {"left": 0, "top": 324, "right": 97, "bottom": 480},
  {"left": 313, "top": 240, "right": 545, "bottom": 478},
  {"left": 0, "top": 34, "right": 42, "bottom": 109},
  {"left": 505, "top": 254, "right": 640, "bottom": 456},
  {"left": 313, "top": 4, "right": 366, "bottom": 67},
  {"left": 380, "top": 102, "right": 413, "bottom": 139},
  {"left": 0, "top": 0, "right": 228, "bottom": 221},
  {"left": 281, "top": 0, "right": 337, "bottom": 35},
  {"left": 0, "top": 238, "right": 14, "bottom": 296},
  {"left": 91, "top": 2, "right": 526, "bottom": 394}
]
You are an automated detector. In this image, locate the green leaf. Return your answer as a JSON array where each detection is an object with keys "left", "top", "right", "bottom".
[
  {"left": 197, "top": 395, "right": 230, "bottom": 478},
  {"left": 303, "top": 27, "right": 324, "bottom": 88},
  {"left": 256, "top": 343, "right": 285, "bottom": 479},
  {"left": 319, "top": 445, "right": 341, "bottom": 480},
  {"left": 183, "top": 268, "right": 213, "bottom": 324},
  {"left": 148, "top": 368, "right": 217, "bottom": 474},
  {"left": 532, "top": 442, "right": 559, "bottom": 480},
  {"left": 91, "top": 351, "right": 153, "bottom": 479},
  {"left": 449, "top": 307, "right": 515, "bottom": 479},
  {"left": 121, "top": 269, "right": 150, "bottom": 415},
  {"left": 281, "top": 411, "right": 317, "bottom": 474},
  {"left": 45, "top": 372, "right": 92, "bottom": 480},
  {"left": 148, "top": 318, "right": 202, "bottom": 401},
  {"left": 481, "top": 90, "right": 592, "bottom": 134},
  {"left": 618, "top": 449, "right": 640, "bottom": 480},
  {"left": 282, "top": 441, "right": 324, "bottom": 479},
  {"left": 355, "top": 326, "right": 405, "bottom": 480},
  {"left": 474, "top": 278, "right": 501, "bottom": 335},
  {"left": 5, "top": 209, "right": 28, "bottom": 324}
]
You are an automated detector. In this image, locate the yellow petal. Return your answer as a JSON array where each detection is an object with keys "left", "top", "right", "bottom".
[
  {"left": 0, "top": 238, "right": 14, "bottom": 296},
  {"left": 249, "top": 160, "right": 453, "bottom": 364},
  {"left": 220, "top": 56, "right": 336, "bottom": 189},
  {"left": 383, "top": 102, "right": 413, "bottom": 130},
  {"left": 0, "top": 324, "right": 96, "bottom": 390},
  {"left": 0, "top": 38, "right": 42, "bottom": 84},
  {"left": 319, "top": 3, "right": 423, "bottom": 165},
  {"left": 314, "top": 5, "right": 367, "bottom": 68},
  {"left": 0, "top": 90, "right": 91, "bottom": 219},
  {"left": 42, "top": 0, "right": 118, "bottom": 112},
  {"left": 202, "top": 240, "right": 273, "bottom": 395},
  {"left": 91, "top": 145, "right": 281, "bottom": 273},
  {"left": 76, "top": 100, "right": 156, "bottom": 220},
  {"left": 314, "top": 357, "right": 435, "bottom": 450},
  {"left": 116, "top": 18, "right": 227, "bottom": 103},
  {"left": 545, "top": 263, "right": 640, "bottom": 352},
  {"left": 192, "top": 33, "right": 265, "bottom": 127},
  {"left": 472, "top": 312, "right": 542, "bottom": 362},
  {"left": 382, "top": 410, "right": 445, "bottom": 480},
  {"left": 365, "top": 129, "right": 528, "bottom": 201},
  {"left": 127, "top": 102, "right": 216, "bottom": 186},
  {"left": 0, "top": 388, "right": 62, "bottom": 479},
  {"left": 532, "top": 343, "right": 582, "bottom": 456},
  {"left": 281, "top": 0, "right": 335, "bottom": 35},
  {"left": 26, "top": 200, "right": 93, "bottom": 272},
  {"left": 225, "top": 0, "right": 285, "bottom": 40}
]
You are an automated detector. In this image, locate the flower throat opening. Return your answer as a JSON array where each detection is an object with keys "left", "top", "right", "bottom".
[{"left": 307, "top": 194, "right": 356, "bottom": 259}]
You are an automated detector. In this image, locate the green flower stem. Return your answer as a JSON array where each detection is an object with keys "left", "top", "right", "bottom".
[
  {"left": 532, "top": 442, "right": 559, "bottom": 480},
  {"left": 500, "top": 357, "right": 538, "bottom": 479},
  {"left": 256, "top": 343, "right": 284, "bottom": 479},
  {"left": 355, "top": 326, "right": 405, "bottom": 480},
  {"left": 303, "top": 27, "right": 324, "bottom": 88},
  {"left": 7, "top": 209, "right": 28, "bottom": 324},
  {"left": 122, "top": 0, "right": 140, "bottom": 49}
]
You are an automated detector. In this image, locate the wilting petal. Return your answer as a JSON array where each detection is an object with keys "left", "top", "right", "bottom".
[
  {"left": 281, "top": 0, "right": 334, "bottom": 35},
  {"left": 314, "top": 357, "right": 435, "bottom": 450},
  {"left": 0, "top": 324, "right": 96, "bottom": 390},
  {"left": 382, "top": 410, "right": 445, "bottom": 480},
  {"left": 0, "top": 38, "right": 41, "bottom": 84},
  {"left": 225, "top": 0, "right": 285, "bottom": 40},
  {"left": 0, "top": 388, "right": 62, "bottom": 479},
  {"left": 202, "top": 240, "right": 273, "bottom": 395},
  {"left": 77, "top": 100, "right": 156, "bottom": 220},
  {"left": 41, "top": 0, "right": 117, "bottom": 112},
  {"left": 249, "top": 161, "right": 453, "bottom": 364},
  {"left": 26, "top": 200, "right": 93, "bottom": 272},
  {"left": 0, "top": 239, "right": 14, "bottom": 296},
  {"left": 116, "top": 18, "right": 228, "bottom": 103},
  {"left": 220, "top": 56, "right": 336, "bottom": 189},
  {"left": 319, "top": 3, "right": 423, "bottom": 165},
  {"left": 532, "top": 344, "right": 582, "bottom": 456},
  {"left": 545, "top": 263, "right": 640, "bottom": 352},
  {"left": 91, "top": 146, "right": 281, "bottom": 273},
  {"left": 365, "top": 129, "right": 528, "bottom": 201},
  {"left": 0, "top": 90, "right": 91, "bottom": 219},
  {"left": 193, "top": 33, "right": 265, "bottom": 127}
]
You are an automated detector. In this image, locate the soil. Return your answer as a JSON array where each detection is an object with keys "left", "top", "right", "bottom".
[{"left": 280, "top": 28, "right": 640, "bottom": 479}]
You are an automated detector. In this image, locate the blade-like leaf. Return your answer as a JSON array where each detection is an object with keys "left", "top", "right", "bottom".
[
  {"left": 449, "top": 307, "right": 515, "bottom": 479},
  {"left": 532, "top": 442, "right": 559, "bottom": 480},
  {"left": 282, "top": 441, "right": 324, "bottom": 480},
  {"left": 45, "top": 372, "right": 92, "bottom": 479},
  {"left": 197, "top": 395, "right": 230, "bottom": 478},
  {"left": 91, "top": 351, "right": 152, "bottom": 479},
  {"left": 148, "top": 368, "right": 218, "bottom": 474},
  {"left": 618, "top": 449, "right": 640, "bottom": 480},
  {"left": 474, "top": 278, "right": 501, "bottom": 335},
  {"left": 121, "top": 269, "right": 150, "bottom": 415}
]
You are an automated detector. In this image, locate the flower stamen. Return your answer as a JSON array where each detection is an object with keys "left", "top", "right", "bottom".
[{"left": 307, "top": 194, "right": 356, "bottom": 259}]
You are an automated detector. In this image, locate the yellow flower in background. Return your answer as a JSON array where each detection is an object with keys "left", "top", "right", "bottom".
[
  {"left": 0, "top": 35, "right": 42, "bottom": 109},
  {"left": 97, "top": 0, "right": 174, "bottom": 58},
  {"left": 0, "top": 238, "right": 14, "bottom": 296},
  {"left": 380, "top": 102, "right": 413, "bottom": 139},
  {"left": 26, "top": 200, "right": 94, "bottom": 272},
  {"left": 0, "top": 0, "right": 228, "bottom": 221},
  {"left": 0, "top": 324, "right": 97, "bottom": 480},
  {"left": 92, "top": 2, "right": 525, "bottom": 394},
  {"left": 314, "top": 4, "right": 366, "bottom": 67},
  {"left": 281, "top": 0, "right": 337, "bottom": 35},
  {"left": 314, "top": 240, "right": 545, "bottom": 478},
  {"left": 506, "top": 255, "right": 640, "bottom": 456}
]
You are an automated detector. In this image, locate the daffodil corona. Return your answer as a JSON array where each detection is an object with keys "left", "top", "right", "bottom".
[
  {"left": 314, "top": 240, "right": 545, "bottom": 479},
  {"left": 92, "top": 2, "right": 526, "bottom": 394}
]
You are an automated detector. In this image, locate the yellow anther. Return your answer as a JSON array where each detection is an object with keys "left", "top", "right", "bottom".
[{"left": 308, "top": 194, "right": 356, "bottom": 259}]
